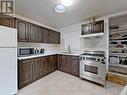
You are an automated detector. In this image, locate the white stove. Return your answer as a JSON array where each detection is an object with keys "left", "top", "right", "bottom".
[{"left": 80, "top": 51, "right": 106, "bottom": 86}]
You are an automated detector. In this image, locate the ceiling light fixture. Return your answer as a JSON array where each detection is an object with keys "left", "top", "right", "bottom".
[
  {"left": 62, "top": 0, "right": 73, "bottom": 6},
  {"left": 54, "top": 4, "right": 66, "bottom": 14}
]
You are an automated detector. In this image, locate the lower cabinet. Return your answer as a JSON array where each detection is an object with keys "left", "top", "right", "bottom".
[
  {"left": 58, "top": 55, "right": 79, "bottom": 77},
  {"left": 70, "top": 56, "right": 79, "bottom": 77},
  {"left": 18, "top": 59, "right": 33, "bottom": 89},
  {"left": 18, "top": 54, "right": 79, "bottom": 89},
  {"left": 18, "top": 55, "right": 57, "bottom": 89}
]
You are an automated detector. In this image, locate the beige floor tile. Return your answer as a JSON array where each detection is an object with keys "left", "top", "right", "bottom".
[{"left": 17, "top": 71, "right": 124, "bottom": 95}]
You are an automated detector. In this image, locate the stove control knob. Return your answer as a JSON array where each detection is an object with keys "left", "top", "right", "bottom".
[
  {"left": 79, "top": 57, "right": 82, "bottom": 61},
  {"left": 97, "top": 59, "right": 100, "bottom": 61}
]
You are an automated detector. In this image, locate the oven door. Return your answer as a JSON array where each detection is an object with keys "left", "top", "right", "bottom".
[{"left": 80, "top": 60, "right": 106, "bottom": 80}]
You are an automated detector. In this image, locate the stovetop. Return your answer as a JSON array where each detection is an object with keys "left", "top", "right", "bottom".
[{"left": 81, "top": 51, "right": 105, "bottom": 57}]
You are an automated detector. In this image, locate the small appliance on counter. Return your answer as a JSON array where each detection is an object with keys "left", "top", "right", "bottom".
[
  {"left": 35, "top": 48, "right": 45, "bottom": 55},
  {"left": 80, "top": 51, "right": 106, "bottom": 87},
  {"left": 18, "top": 47, "right": 45, "bottom": 57}
]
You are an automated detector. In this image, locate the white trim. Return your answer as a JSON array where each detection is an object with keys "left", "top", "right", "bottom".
[{"left": 80, "top": 33, "right": 104, "bottom": 38}]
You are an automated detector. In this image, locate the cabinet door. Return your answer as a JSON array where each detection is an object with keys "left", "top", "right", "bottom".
[
  {"left": 40, "top": 57, "right": 45, "bottom": 77},
  {"left": 37, "top": 26, "right": 43, "bottom": 43},
  {"left": 56, "top": 32, "right": 60, "bottom": 44},
  {"left": 0, "top": 16, "right": 14, "bottom": 28},
  {"left": 29, "top": 23, "right": 37, "bottom": 42},
  {"left": 44, "top": 56, "right": 50, "bottom": 75},
  {"left": 58, "top": 55, "right": 70, "bottom": 73},
  {"left": 70, "top": 56, "right": 79, "bottom": 77},
  {"left": 32, "top": 58, "right": 42, "bottom": 81},
  {"left": 63, "top": 55, "right": 70, "bottom": 74},
  {"left": 15, "top": 18, "right": 29, "bottom": 42},
  {"left": 43, "top": 28, "right": 48, "bottom": 43},
  {"left": 18, "top": 59, "right": 33, "bottom": 89},
  {"left": 48, "top": 30, "right": 60, "bottom": 44},
  {"left": 47, "top": 29, "right": 53, "bottom": 43},
  {"left": 52, "top": 31, "right": 60, "bottom": 44},
  {"left": 49, "top": 55, "right": 57, "bottom": 72},
  {"left": 58, "top": 55, "right": 64, "bottom": 71},
  {"left": 53, "top": 55, "right": 57, "bottom": 71}
]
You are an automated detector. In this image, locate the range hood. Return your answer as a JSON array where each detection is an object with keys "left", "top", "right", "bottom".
[
  {"left": 89, "top": 17, "right": 96, "bottom": 23},
  {"left": 81, "top": 17, "right": 104, "bottom": 38}
]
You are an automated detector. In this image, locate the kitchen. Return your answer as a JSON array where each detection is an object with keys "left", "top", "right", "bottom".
[{"left": 0, "top": 0, "right": 127, "bottom": 95}]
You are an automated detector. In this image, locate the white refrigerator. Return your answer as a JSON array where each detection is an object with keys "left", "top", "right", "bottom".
[{"left": 0, "top": 26, "right": 17, "bottom": 95}]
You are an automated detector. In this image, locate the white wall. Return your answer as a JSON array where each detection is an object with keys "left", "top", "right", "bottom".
[{"left": 58, "top": 16, "right": 109, "bottom": 51}]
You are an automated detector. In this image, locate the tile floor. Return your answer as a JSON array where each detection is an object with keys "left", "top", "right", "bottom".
[{"left": 17, "top": 71, "right": 124, "bottom": 95}]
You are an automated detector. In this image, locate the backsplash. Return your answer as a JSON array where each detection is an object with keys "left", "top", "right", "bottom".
[{"left": 18, "top": 42, "right": 60, "bottom": 53}]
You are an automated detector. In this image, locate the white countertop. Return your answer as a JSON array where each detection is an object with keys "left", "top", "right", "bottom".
[
  {"left": 18, "top": 53, "right": 57, "bottom": 60},
  {"left": 18, "top": 52, "right": 81, "bottom": 60}
]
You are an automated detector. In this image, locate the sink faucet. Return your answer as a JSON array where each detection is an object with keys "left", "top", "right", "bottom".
[{"left": 68, "top": 45, "right": 71, "bottom": 53}]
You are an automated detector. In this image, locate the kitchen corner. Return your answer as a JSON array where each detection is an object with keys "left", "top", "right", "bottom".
[{"left": 0, "top": 0, "right": 127, "bottom": 94}]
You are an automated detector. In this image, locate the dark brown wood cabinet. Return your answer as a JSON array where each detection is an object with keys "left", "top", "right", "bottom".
[
  {"left": 15, "top": 18, "right": 60, "bottom": 44},
  {"left": 37, "top": 26, "right": 43, "bottom": 43},
  {"left": 58, "top": 55, "right": 65, "bottom": 72},
  {"left": 47, "top": 29, "right": 52, "bottom": 43},
  {"left": 70, "top": 56, "right": 79, "bottom": 77},
  {"left": 18, "top": 59, "right": 33, "bottom": 89},
  {"left": 47, "top": 30, "right": 60, "bottom": 44},
  {"left": 18, "top": 55, "right": 79, "bottom": 89},
  {"left": 42, "top": 28, "right": 48, "bottom": 43},
  {"left": 0, "top": 15, "right": 14, "bottom": 27},
  {"left": 15, "top": 18, "right": 29, "bottom": 42},
  {"left": 49, "top": 55, "right": 57, "bottom": 72},
  {"left": 56, "top": 32, "right": 60, "bottom": 44},
  {"left": 18, "top": 55, "right": 57, "bottom": 89},
  {"left": 29, "top": 23, "right": 38, "bottom": 42},
  {"left": 58, "top": 55, "right": 79, "bottom": 77},
  {"left": 32, "top": 57, "right": 43, "bottom": 81}
]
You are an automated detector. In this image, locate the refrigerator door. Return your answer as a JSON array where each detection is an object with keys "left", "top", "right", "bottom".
[
  {"left": 0, "top": 26, "right": 17, "bottom": 47},
  {"left": 0, "top": 48, "right": 17, "bottom": 95}
]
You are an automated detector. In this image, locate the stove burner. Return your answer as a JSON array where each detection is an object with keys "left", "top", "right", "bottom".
[{"left": 81, "top": 51, "right": 105, "bottom": 57}]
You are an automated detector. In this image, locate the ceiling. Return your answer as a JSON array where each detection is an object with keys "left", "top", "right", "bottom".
[{"left": 15, "top": 0, "right": 127, "bottom": 29}]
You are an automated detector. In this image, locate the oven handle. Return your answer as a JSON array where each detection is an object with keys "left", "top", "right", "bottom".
[{"left": 81, "top": 60, "right": 105, "bottom": 67}]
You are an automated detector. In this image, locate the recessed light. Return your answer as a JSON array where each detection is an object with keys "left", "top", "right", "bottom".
[
  {"left": 62, "top": 0, "right": 73, "bottom": 6},
  {"left": 54, "top": 4, "right": 66, "bottom": 14}
]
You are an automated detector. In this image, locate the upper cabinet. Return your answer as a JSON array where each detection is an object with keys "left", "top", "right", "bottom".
[
  {"left": 15, "top": 18, "right": 29, "bottom": 42},
  {"left": 54, "top": 31, "right": 60, "bottom": 44},
  {"left": 29, "top": 23, "right": 38, "bottom": 43},
  {"left": 14, "top": 18, "right": 60, "bottom": 44},
  {"left": 36, "top": 26, "right": 43, "bottom": 43},
  {"left": 47, "top": 29, "right": 60, "bottom": 44},
  {"left": 0, "top": 15, "right": 14, "bottom": 28}
]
